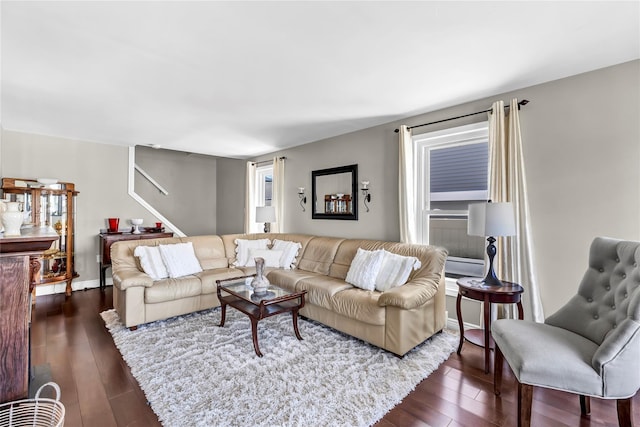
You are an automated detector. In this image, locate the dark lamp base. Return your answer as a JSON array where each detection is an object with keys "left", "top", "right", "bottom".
[{"left": 483, "top": 235, "right": 504, "bottom": 286}]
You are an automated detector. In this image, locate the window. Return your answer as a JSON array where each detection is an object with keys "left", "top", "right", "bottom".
[
  {"left": 255, "top": 165, "right": 273, "bottom": 207},
  {"left": 248, "top": 164, "right": 273, "bottom": 233},
  {"left": 414, "top": 122, "right": 488, "bottom": 278}
]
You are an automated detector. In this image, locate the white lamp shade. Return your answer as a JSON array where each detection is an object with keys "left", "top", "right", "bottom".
[
  {"left": 256, "top": 206, "right": 276, "bottom": 223},
  {"left": 468, "top": 202, "right": 516, "bottom": 237}
]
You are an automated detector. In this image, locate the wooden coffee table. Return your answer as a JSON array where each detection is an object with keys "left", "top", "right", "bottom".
[{"left": 216, "top": 276, "right": 307, "bottom": 357}]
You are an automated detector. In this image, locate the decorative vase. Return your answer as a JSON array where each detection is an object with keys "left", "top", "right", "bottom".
[
  {"left": 250, "top": 257, "right": 270, "bottom": 295},
  {"left": 108, "top": 217, "right": 119, "bottom": 232},
  {"left": 2, "top": 202, "right": 24, "bottom": 236}
]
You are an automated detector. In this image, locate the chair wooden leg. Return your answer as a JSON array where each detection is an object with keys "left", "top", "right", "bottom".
[
  {"left": 494, "top": 344, "right": 504, "bottom": 396},
  {"left": 580, "top": 395, "right": 591, "bottom": 416},
  {"left": 518, "top": 382, "right": 533, "bottom": 427},
  {"left": 617, "top": 398, "right": 632, "bottom": 427}
]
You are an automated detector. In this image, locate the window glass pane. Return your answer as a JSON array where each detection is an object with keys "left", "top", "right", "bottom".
[
  {"left": 429, "top": 216, "right": 485, "bottom": 260},
  {"left": 264, "top": 175, "right": 272, "bottom": 206},
  {"left": 415, "top": 121, "right": 489, "bottom": 278},
  {"left": 430, "top": 143, "right": 488, "bottom": 193}
]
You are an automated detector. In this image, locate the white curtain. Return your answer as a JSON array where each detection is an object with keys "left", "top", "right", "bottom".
[
  {"left": 398, "top": 125, "right": 418, "bottom": 244},
  {"left": 271, "top": 156, "right": 285, "bottom": 233},
  {"left": 489, "top": 99, "right": 544, "bottom": 322},
  {"left": 244, "top": 161, "right": 257, "bottom": 234}
]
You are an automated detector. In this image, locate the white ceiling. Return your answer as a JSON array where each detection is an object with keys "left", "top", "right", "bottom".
[{"left": 2, "top": 1, "right": 639, "bottom": 159}]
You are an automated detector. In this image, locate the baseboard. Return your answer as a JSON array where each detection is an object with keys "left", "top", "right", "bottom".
[
  {"left": 447, "top": 317, "right": 480, "bottom": 332},
  {"left": 35, "top": 278, "right": 113, "bottom": 296}
]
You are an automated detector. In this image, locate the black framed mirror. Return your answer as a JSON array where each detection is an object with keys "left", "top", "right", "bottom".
[{"left": 312, "top": 164, "right": 358, "bottom": 220}]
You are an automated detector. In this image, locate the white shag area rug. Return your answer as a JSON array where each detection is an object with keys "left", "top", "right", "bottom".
[{"left": 101, "top": 308, "right": 456, "bottom": 427}]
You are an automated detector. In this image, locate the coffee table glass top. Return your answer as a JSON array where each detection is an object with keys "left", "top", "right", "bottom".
[{"left": 217, "top": 277, "right": 294, "bottom": 303}]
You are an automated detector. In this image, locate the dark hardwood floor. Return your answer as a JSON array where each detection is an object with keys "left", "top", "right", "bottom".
[{"left": 31, "top": 288, "right": 638, "bottom": 427}]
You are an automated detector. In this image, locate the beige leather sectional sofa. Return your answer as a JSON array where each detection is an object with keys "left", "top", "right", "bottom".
[{"left": 110, "top": 233, "right": 448, "bottom": 356}]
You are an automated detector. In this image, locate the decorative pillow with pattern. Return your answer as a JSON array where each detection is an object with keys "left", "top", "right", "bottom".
[
  {"left": 345, "top": 248, "right": 385, "bottom": 291},
  {"left": 374, "top": 250, "right": 422, "bottom": 292},
  {"left": 134, "top": 245, "right": 169, "bottom": 281},
  {"left": 158, "top": 242, "right": 203, "bottom": 278},
  {"left": 272, "top": 239, "right": 302, "bottom": 269},
  {"left": 234, "top": 238, "right": 271, "bottom": 267}
]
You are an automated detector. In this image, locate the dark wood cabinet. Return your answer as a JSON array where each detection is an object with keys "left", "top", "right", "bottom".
[
  {"left": 0, "top": 228, "right": 58, "bottom": 403},
  {"left": 2, "top": 177, "right": 79, "bottom": 296},
  {"left": 99, "top": 230, "right": 173, "bottom": 288}
]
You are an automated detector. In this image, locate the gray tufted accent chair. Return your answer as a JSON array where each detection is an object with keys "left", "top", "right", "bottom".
[{"left": 492, "top": 237, "right": 640, "bottom": 427}]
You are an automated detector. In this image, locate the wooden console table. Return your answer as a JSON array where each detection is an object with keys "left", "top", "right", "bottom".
[
  {"left": 99, "top": 229, "right": 173, "bottom": 288},
  {"left": 0, "top": 227, "right": 58, "bottom": 403}
]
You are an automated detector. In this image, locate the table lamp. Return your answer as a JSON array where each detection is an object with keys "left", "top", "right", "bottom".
[
  {"left": 256, "top": 206, "right": 276, "bottom": 233},
  {"left": 468, "top": 201, "right": 516, "bottom": 286}
]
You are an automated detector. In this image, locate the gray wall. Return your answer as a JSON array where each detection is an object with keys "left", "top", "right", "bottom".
[
  {"left": 249, "top": 60, "right": 640, "bottom": 316},
  {"left": 0, "top": 134, "right": 236, "bottom": 284},
  {"left": 215, "top": 157, "right": 246, "bottom": 235},
  {"left": 135, "top": 146, "right": 218, "bottom": 236},
  {"left": 0, "top": 132, "right": 155, "bottom": 285}
]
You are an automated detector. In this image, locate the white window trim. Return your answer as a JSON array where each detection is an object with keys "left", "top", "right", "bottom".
[
  {"left": 413, "top": 122, "right": 489, "bottom": 276},
  {"left": 255, "top": 164, "right": 272, "bottom": 207},
  {"left": 249, "top": 164, "right": 274, "bottom": 233}
]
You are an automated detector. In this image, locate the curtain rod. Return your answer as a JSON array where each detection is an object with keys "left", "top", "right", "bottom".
[
  {"left": 252, "top": 156, "right": 286, "bottom": 166},
  {"left": 394, "top": 99, "right": 530, "bottom": 133}
]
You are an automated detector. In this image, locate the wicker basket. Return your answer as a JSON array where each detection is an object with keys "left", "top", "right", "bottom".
[{"left": 0, "top": 382, "right": 65, "bottom": 427}]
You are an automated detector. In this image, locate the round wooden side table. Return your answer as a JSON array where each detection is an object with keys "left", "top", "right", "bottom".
[{"left": 456, "top": 277, "right": 524, "bottom": 374}]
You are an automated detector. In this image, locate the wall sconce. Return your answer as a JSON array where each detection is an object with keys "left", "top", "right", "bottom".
[
  {"left": 298, "top": 187, "right": 307, "bottom": 212},
  {"left": 361, "top": 181, "right": 371, "bottom": 212}
]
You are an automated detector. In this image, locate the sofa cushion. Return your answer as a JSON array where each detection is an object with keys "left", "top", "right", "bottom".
[
  {"left": 145, "top": 276, "right": 202, "bottom": 304},
  {"left": 234, "top": 238, "right": 270, "bottom": 266},
  {"left": 374, "top": 250, "right": 422, "bottom": 292},
  {"left": 181, "top": 235, "right": 229, "bottom": 270},
  {"left": 221, "top": 233, "right": 316, "bottom": 267},
  {"left": 267, "top": 269, "right": 321, "bottom": 293},
  {"left": 297, "top": 237, "right": 344, "bottom": 275},
  {"left": 295, "top": 276, "right": 353, "bottom": 311},
  {"left": 330, "top": 288, "right": 386, "bottom": 325},
  {"left": 134, "top": 245, "right": 169, "bottom": 281},
  {"left": 272, "top": 239, "right": 302, "bottom": 269},
  {"left": 159, "top": 242, "right": 203, "bottom": 278},
  {"left": 329, "top": 239, "right": 387, "bottom": 280},
  {"left": 246, "top": 248, "right": 283, "bottom": 267},
  {"left": 345, "top": 248, "right": 384, "bottom": 291},
  {"left": 197, "top": 268, "right": 246, "bottom": 295}
]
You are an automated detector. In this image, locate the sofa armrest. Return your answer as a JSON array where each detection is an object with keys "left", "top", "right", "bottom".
[
  {"left": 113, "top": 267, "right": 154, "bottom": 291},
  {"left": 377, "top": 277, "right": 439, "bottom": 310}
]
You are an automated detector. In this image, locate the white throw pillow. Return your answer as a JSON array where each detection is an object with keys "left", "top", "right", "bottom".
[
  {"left": 246, "top": 248, "right": 283, "bottom": 268},
  {"left": 272, "top": 239, "right": 302, "bottom": 269},
  {"left": 234, "top": 238, "right": 270, "bottom": 267},
  {"left": 134, "top": 245, "right": 169, "bottom": 281},
  {"left": 158, "top": 242, "right": 203, "bottom": 278},
  {"left": 374, "top": 250, "right": 422, "bottom": 292},
  {"left": 345, "top": 248, "right": 385, "bottom": 291}
]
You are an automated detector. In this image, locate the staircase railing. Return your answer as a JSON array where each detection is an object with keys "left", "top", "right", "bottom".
[{"left": 127, "top": 147, "right": 186, "bottom": 237}]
